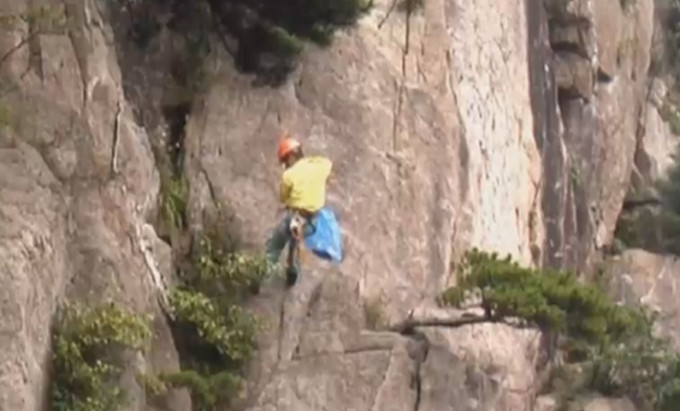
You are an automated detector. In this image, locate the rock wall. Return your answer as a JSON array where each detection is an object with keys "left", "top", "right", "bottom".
[
  {"left": 608, "top": 249, "right": 680, "bottom": 350},
  {"left": 184, "top": 0, "right": 542, "bottom": 327},
  {"left": 180, "top": 0, "right": 549, "bottom": 409},
  {"left": 0, "top": 0, "right": 674, "bottom": 410},
  {"left": 535, "top": 0, "right": 655, "bottom": 273},
  {"left": 0, "top": 0, "right": 186, "bottom": 409}
]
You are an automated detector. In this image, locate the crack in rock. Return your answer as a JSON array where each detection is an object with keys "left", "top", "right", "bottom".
[{"left": 409, "top": 332, "right": 429, "bottom": 411}]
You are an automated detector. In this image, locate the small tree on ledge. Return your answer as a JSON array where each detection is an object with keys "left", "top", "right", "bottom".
[{"left": 440, "top": 248, "right": 680, "bottom": 410}]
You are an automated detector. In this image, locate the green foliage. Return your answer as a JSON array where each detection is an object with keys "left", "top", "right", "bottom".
[
  {"left": 443, "top": 249, "right": 644, "bottom": 356},
  {"left": 661, "top": 0, "right": 680, "bottom": 79},
  {"left": 364, "top": 297, "right": 388, "bottom": 330},
  {"left": 159, "top": 172, "right": 188, "bottom": 236},
  {"left": 569, "top": 165, "right": 583, "bottom": 190},
  {"left": 150, "top": 114, "right": 189, "bottom": 247},
  {"left": 659, "top": 100, "right": 680, "bottom": 136},
  {"left": 161, "top": 369, "right": 241, "bottom": 409},
  {"left": 163, "top": 228, "right": 272, "bottom": 410},
  {"left": 191, "top": 231, "right": 271, "bottom": 299},
  {"left": 0, "top": 100, "right": 12, "bottom": 129},
  {"left": 169, "top": 288, "right": 258, "bottom": 362},
  {"left": 620, "top": 0, "right": 636, "bottom": 12},
  {"left": 0, "top": 4, "right": 68, "bottom": 32},
  {"left": 441, "top": 249, "right": 680, "bottom": 410},
  {"left": 50, "top": 303, "right": 152, "bottom": 411},
  {"left": 212, "top": 0, "right": 372, "bottom": 82},
  {"left": 120, "top": 0, "right": 371, "bottom": 85},
  {"left": 614, "top": 144, "right": 680, "bottom": 254}
]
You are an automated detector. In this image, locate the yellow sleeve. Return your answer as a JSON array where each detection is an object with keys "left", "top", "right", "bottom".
[
  {"left": 279, "top": 173, "right": 292, "bottom": 204},
  {"left": 321, "top": 157, "right": 333, "bottom": 179}
]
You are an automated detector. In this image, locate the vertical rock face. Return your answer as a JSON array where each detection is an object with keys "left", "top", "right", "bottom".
[
  {"left": 0, "top": 0, "right": 184, "bottom": 409},
  {"left": 449, "top": 0, "right": 545, "bottom": 266},
  {"left": 535, "top": 0, "right": 654, "bottom": 272},
  {"left": 184, "top": 0, "right": 542, "bottom": 322},
  {"left": 184, "top": 0, "right": 543, "bottom": 409},
  {"left": 608, "top": 249, "right": 680, "bottom": 351},
  {"left": 633, "top": 78, "right": 679, "bottom": 189}
]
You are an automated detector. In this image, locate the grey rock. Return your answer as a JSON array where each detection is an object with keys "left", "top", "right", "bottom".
[
  {"left": 0, "top": 0, "right": 187, "bottom": 409},
  {"left": 554, "top": 52, "right": 594, "bottom": 98},
  {"left": 608, "top": 249, "right": 680, "bottom": 350}
]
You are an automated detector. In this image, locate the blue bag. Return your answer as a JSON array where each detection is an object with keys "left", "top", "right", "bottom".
[{"left": 304, "top": 207, "right": 344, "bottom": 263}]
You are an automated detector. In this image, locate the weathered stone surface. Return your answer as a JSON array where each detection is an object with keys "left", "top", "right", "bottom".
[
  {"left": 0, "top": 0, "right": 187, "bottom": 409},
  {"left": 546, "top": 0, "right": 597, "bottom": 61},
  {"left": 545, "top": 0, "right": 593, "bottom": 22},
  {"left": 554, "top": 52, "right": 594, "bottom": 98},
  {"left": 607, "top": 249, "right": 680, "bottom": 350},
  {"left": 581, "top": 396, "right": 637, "bottom": 411},
  {"left": 550, "top": 24, "right": 588, "bottom": 49},
  {"left": 418, "top": 324, "right": 541, "bottom": 411},
  {"left": 535, "top": 394, "right": 638, "bottom": 411},
  {"left": 449, "top": 0, "right": 543, "bottom": 266},
  {"left": 635, "top": 102, "right": 679, "bottom": 186},
  {"left": 631, "top": 78, "right": 678, "bottom": 190},
  {"left": 184, "top": 0, "right": 542, "bottom": 321},
  {"left": 538, "top": 0, "right": 654, "bottom": 272},
  {"left": 0, "top": 0, "right": 671, "bottom": 409},
  {"left": 242, "top": 268, "right": 417, "bottom": 411},
  {"left": 534, "top": 395, "right": 558, "bottom": 411},
  {"left": 592, "top": 0, "right": 622, "bottom": 78},
  {"left": 242, "top": 268, "right": 542, "bottom": 411},
  {"left": 591, "top": 71, "right": 641, "bottom": 248},
  {"left": 630, "top": 0, "right": 655, "bottom": 81},
  {"left": 0, "top": 140, "right": 68, "bottom": 411}
]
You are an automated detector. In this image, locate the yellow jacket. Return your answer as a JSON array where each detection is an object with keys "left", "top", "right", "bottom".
[{"left": 280, "top": 156, "right": 332, "bottom": 213}]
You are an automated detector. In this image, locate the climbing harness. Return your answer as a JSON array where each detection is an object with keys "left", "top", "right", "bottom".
[{"left": 289, "top": 211, "right": 310, "bottom": 266}]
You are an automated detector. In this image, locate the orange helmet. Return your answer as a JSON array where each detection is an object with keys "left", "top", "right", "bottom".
[{"left": 277, "top": 135, "right": 301, "bottom": 162}]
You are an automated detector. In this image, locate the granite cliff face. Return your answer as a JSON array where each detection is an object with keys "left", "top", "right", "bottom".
[{"left": 0, "top": 0, "right": 676, "bottom": 410}]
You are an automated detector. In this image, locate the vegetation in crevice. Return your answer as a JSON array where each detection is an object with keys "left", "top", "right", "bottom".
[
  {"left": 144, "top": 220, "right": 272, "bottom": 410},
  {"left": 206, "top": 0, "right": 372, "bottom": 84},
  {"left": 133, "top": 3, "right": 273, "bottom": 406},
  {"left": 0, "top": 100, "right": 12, "bottom": 129},
  {"left": 664, "top": 0, "right": 680, "bottom": 72},
  {"left": 150, "top": 88, "right": 192, "bottom": 249},
  {"left": 614, "top": 141, "right": 680, "bottom": 254},
  {"left": 620, "top": 0, "right": 636, "bottom": 12},
  {"left": 441, "top": 249, "right": 680, "bottom": 410},
  {"left": 658, "top": 97, "right": 680, "bottom": 135},
  {"left": 50, "top": 302, "right": 152, "bottom": 411},
  {"left": 364, "top": 296, "right": 388, "bottom": 330},
  {"left": 144, "top": 113, "right": 270, "bottom": 410},
  {"left": 116, "top": 0, "right": 372, "bottom": 88}
]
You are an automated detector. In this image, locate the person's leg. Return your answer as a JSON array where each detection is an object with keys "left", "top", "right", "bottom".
[
  {"left": 285, "top": 236, "right": 299, "bottom": 286},
  {"left": 265, "top": 214, "right": 292, "bottom": 271},
  {"left": 285, "top": 213, "right": 306, "bottom": 286}
]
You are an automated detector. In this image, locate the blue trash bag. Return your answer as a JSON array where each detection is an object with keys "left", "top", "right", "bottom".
[{"left": 304, "top": 207, "right": 344, "bottom": 263}]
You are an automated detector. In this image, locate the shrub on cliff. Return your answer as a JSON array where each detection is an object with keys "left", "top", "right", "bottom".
[
  {"left": 156, "top": 226, "right": 272, "bottom": 410},
  {"left": 664, "top": 0, "right": 680, "bottom": 78},
  {"left": 50, "top": 303, "right": 152, "bottom": 411},
  {"left": 123, "top": 0, "right": 371, "bottom": 85},
  {"left": 614, "top": 143, "right": 680, "bottom": 254},
  {"left": 441, "top": 249, "right": 680, "bottom": 410},
  {"left": 206, "top": 0, "right": 372, "bottom": 82}
]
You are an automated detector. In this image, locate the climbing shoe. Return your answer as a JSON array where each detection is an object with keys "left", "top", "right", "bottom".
[{"left": 285, "top": 266, "right": 298, "bottom": 287}]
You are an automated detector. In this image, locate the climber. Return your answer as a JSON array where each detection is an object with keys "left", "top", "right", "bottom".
[{"left": 264, "top": 132, "right": 333, "bottom": 286}]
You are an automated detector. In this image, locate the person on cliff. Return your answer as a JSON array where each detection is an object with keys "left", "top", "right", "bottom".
[{"left": 265, "top": 133, "right": 333, "bottom": 287}]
